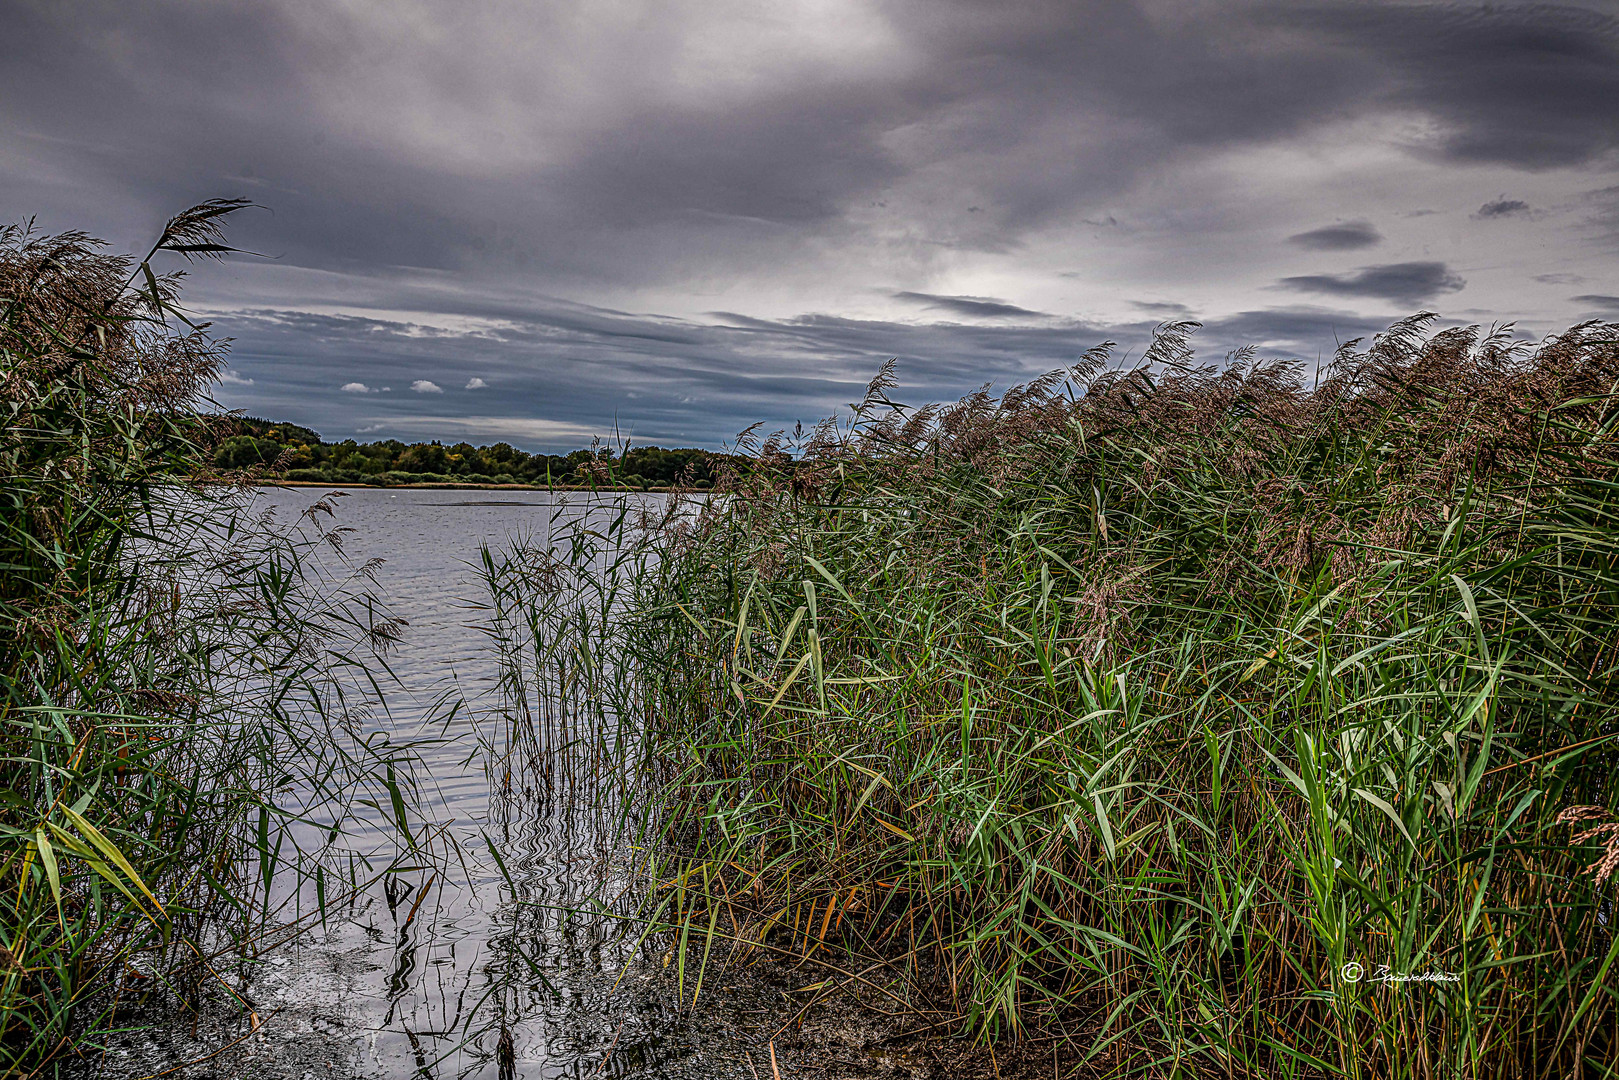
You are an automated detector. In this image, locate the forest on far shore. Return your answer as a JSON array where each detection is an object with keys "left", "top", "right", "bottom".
[{"left": 209, "top": 417, "right": 721, "bottom": 488}]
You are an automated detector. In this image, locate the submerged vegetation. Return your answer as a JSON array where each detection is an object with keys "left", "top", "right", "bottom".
[
  {"left": 492, "top": 316, "right": 1619, "bottom": 1076},
  {"left": 1, "top": 209, "right": 418, "bottom": 1072}
]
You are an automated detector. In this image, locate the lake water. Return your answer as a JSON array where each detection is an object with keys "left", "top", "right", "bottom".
[{"left": 213, "top": 487, "right": 757, "bottom": 1079}]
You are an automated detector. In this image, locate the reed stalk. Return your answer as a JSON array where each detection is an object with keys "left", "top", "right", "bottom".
[
  {"left": 1, "top": 209, "right": 425, "bottom": 1073},
  {"left": 491, "top": 315, "right": 1619, "bottom": 1077}
]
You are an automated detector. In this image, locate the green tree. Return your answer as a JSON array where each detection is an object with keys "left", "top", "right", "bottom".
[
  {"left": 212, "top": 434, "right": 282, "bottom": 469},
  {"left": 398, "top": 441, "right": 449, "bottom": 473},
  {"left": 449, "top": 441, "right": 487, "bottom": 475}
]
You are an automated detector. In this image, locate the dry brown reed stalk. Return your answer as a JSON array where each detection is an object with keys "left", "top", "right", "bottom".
[{"left": 1557, "top": 806, "right": 1619, "bottom": 887}]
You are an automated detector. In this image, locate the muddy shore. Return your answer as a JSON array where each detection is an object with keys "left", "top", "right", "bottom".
[{"left": 69, "top": 939, "right": 1084, "bottom": 1080}]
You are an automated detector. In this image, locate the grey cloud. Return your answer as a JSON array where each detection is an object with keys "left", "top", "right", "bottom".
[
  {"left": 1278, "top": 262, "right": 1465, "bottom": 306},
  {"left": 1, "top": 0, "right": 1611, "bottom": 450},
  {"left": 206, "top": 293, "right": 1112, "bottom": 447},
  {"left": 1284, "top": 2, "right": 1619, "bottom": 169},
  {"left": 1572, "top": 294, "right": 1619, "bottom": 311},
  {"left": 1288, "top": 221, "right": 1382, "bottom": 250},
  {"left": 7, "top": 0, "right": 1614, "bottom": 286},
  {"left": 1475, "top": 199, "right": 1531, "bottom": 219},
  {"left": 1583, "top": 185, "right": 1619, "bottom": 246},
  {"left": 893, "top": 292, "right": 1049, "bottom": 319},
  {"left": 212, "top": 278, "right": 1459, "bottom": 450},
  {"left": 1192, "top": 307, "right": 1395, "bottom": 357}
]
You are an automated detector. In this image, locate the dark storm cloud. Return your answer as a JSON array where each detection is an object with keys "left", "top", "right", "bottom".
[
  {"left": 1572, "top": 294, "right": 1619, "bottom": 311},
  {"left": 1278, "top": 262, "right": 1466, "bottom": 306},
  {"left": 1, "top": 0, "right": 1612, "bottom": 444},
  {"left": 1475, "top": 199, "right": 1531, "bottom": 218},
  {"left": 6, "top": 0, "right": 1613, "bottom": 280},
  {"left": 1283, "top": 2, "right": 1619, "bottom": 168},
  {"left": 892, "top": 292, "right": 1050, "bottom": 319},
  {"left": 1288, "top": 221, "right": 1382, "bottom": 251}
]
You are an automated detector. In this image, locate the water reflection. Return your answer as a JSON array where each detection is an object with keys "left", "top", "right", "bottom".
[{"left": 235, "top": 487, "right": 740, "bottom": 1079}]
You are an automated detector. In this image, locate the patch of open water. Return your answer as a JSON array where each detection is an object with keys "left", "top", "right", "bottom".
[{"left": 81, "top": 487, "right": 787, "bottom": 1080}]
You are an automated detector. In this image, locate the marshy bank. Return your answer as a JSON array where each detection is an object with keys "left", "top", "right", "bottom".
[
  {"left": 8, "top": 201, "right": 1619, "bottom": 1079},
  {"left": 0, "top": 204, "right": 952, "bottom": 1079},
  {"left": 515, "top": 318, "right": 1619, "bottom": 1078},
  {"left": 0, "top": 208, "right": 692, "bottom": 1079},
  {"left": 0, "top": 206, "right": 447, "bottom": 1074}
]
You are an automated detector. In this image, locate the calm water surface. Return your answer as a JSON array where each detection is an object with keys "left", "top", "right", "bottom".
[{"left": 240, "top": 487, "right": 749, "bottom": 1079}]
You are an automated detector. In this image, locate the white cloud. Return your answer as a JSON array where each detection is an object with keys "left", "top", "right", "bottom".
[
  {"left": 385, "top": 415, "right": 600, "bottom": 444},
  {"left": 341, "top": 382, "right": 370, "bottom": 393},
  {"left": 412, "top": 379, "right": 443, "bottom": 393},
  {"left": 465, "top": 377, "right": 488, "bottom": 389},
  {"left": 218, "top": 369, "right": 254, "bottom": 385}
]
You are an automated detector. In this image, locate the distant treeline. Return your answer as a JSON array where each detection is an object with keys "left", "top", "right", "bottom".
[{"left": 209, "top": 417, "right": 721, "bottom": 488}]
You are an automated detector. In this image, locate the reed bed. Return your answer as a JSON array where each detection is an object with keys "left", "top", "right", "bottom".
[
  {"left": 495, "top": 315, "right": 1619, "bottom": 1077},
  {"left": 1, "top": 209, "right": 428, "bottom": 1074}
]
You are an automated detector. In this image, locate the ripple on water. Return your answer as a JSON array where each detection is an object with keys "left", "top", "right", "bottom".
[{"left": 82, "top": 487, "right": 773, "bottom": 1080}]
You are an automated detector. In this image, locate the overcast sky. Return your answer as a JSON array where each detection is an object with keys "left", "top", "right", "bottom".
[{"left": 5, "top": 0, "right": 1618, "bottom": 450}]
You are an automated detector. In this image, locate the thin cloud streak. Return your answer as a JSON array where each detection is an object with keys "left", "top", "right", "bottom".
[
  {"left": 1278, "top": 262, "right": 1466, "bottom": 307},
  {"left": 1475, "top": 199, "right": 1532, "bottom": 219},
  {"left": 1288, "top": 221, "right": 1382, "bottom": 251},
  {"left": 892, "top": 292, "right": 1051, "bottom": 319}
]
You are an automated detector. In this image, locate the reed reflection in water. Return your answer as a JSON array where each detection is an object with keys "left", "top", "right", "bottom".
[{"left": 244, "top": 486, "right": 750, "bottom": 1080}]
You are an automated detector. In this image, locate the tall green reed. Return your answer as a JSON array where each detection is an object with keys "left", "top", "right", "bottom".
[
  {"left": 495, "top": 316, "right": 1619, "bottom": 1077},
  {"left": 1, "top": 209, "right": 430, "bottom": 1073}
]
